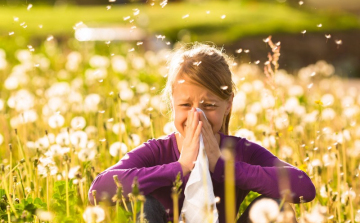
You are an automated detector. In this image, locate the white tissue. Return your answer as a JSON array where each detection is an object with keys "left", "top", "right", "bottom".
[{"left": 180, "top": 108, "right": 219, "bottom": 223}]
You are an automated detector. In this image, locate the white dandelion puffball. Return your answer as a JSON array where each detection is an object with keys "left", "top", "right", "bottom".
[
  {"left": 112, "top": 123, "right": 125, "bottom": 135},
  {"left": 89, "top": 55, "right": 110, "bottom": 68},
  {"left": 112, "top": 55, "right": 128, "bottom": 73},
  {"left": 36, "top": 210, "right": 54, "bottom": 222},
  {"left": 48, "top": 114, "right": 65, "bottom": 129},
  {"left": 71, "top": 116, "right": 86, "bottom": 130},
  {"left": 249, "top": 198, "right": 279, "bottom": 223},
  {"left": 109, "top": 142, "right": 128, "bottom": 157},
  {"left": 0, "top": 99, "right": 4, "bottom": 111},
  {"left": 0, "top": 133, "right": 3, "bottom": 146},
  {"left": 244, "top": 113, "right": 257, "bottom": 127},
  {"left": 83, "top": 206, "right": 105, "bottom": 223}
]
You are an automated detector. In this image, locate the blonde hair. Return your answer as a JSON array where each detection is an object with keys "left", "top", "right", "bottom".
[{"left": 162, "top": 43, "right": 235, "bottom": 134}]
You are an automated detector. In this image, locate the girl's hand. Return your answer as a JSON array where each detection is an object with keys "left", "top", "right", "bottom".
[
  {"left": 178, "top": 108, "right": 203, "bottom": 176},
  {"left": 199, "top": 112, "right": 222, "bottom": 173}
]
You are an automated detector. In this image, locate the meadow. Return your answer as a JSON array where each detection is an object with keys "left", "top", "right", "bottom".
[{"left": 1, "top": 1, "right": 360, "bottom": 222}]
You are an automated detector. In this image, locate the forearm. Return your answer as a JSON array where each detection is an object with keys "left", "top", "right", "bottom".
[
  {"left": 88, "top": 162, "right": 183, "bottom": 205},
  {"left": 212, "top": 158, "right": 315, "bottom": 203}
]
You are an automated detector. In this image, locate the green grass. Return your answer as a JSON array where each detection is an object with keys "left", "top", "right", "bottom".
[{"left": 0, "top": 1, "right": 359, "bottom": 44}]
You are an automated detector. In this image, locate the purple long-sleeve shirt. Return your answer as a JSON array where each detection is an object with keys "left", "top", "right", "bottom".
[{"left": 89, "top": 132, "right": 315, "bottom": 223}]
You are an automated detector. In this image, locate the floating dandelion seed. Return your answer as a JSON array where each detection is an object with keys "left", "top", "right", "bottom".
[
  {"left": 255, "top": 60, "right": 260, "bottom": 65},
  {"left": 150, "top": 87, "right": 156, "bottom": 90},
  {"left": 123, "top": 16, "right": 130, "bottom": 21},
  {"left": 301, "top": 30, "right": 307, "bottom": 34},
  {"left": 109, "top": 0, "right": 116, "bottom": 2},
  {"left": 150, "top": 2, "right": 155, "bottom": 6},
  {"left": 307, "top": 83, "right": 313, "bottom": 89},
  {"left": 275, "top": 41, "right": 281, "bottom": 46},
  {"left": 160, "top": 0, "right": 168, "bottom": 8},
  {"left": 105, "top": 41, "right": 111, "bottom": 45},
  {"left": 244, "top": 49, "right": 250, "bottom": 53},
  {"left": 193, "top": 61, "right": 202, "bottom": 66},
  {"left": 206, "top": 11, "right": 210, "bottom": 14},
  {"left": 129, "top": 19, "right": 134, "bottom": 23},
  {"left": 166, "top": 41, "right": 171, "bottom": 45},
  {"left": 128, "top": 48, "right": 135, "bottom": 52},
  {"left": 264, "top": 61, "right": 270, "bottom": 65},
  {"left": 9, "top": 32, "right": 14, "bottom": 36},
  {"left": 156, "top": 35, "right": 166, "bottom": 40},
  {"left": 98, "top": 110, "right": 105, "bottom": 114},
  {"left": 221, "top": 15, "right": 226, "bottom": 19},
  {"left": 27, "top": 4, "right": 33, "bottom": 10},
  {"left": 325, "top": 34, "right": 331, "bottom": 39},
  {"left": 335, "top": 40, "right": 342, "bottom": 45},
  {"left": 133, "top": 9, "right": 140, "bottom": 16},
  {"left": 317, "top": 24, "right": 322, "bottom": 28},
  {"left": 106, "top": 5, "right": 111, "bottom": 10},
  {"left": 200, "top": 100, "right": 204, "bottom": 103},
  {"left": 178, "top": 79, "right": 185, "bottom": 84},
  {"left": 263, "top": 37, "right": 270, "bottom": 43},
  {"left": 215, "top": 197, "right": 220, "bottom": 203},
  {"left": 99, "top": 79, "right": 103, "bottom": 83},
  {"left": 110, "top": 53, "right": 114, "bottom": 56},
  {"left": 310, "top": 72, "right": 316, "bottom": 77},
  {"left": 235, "top": 48, "right": 242, "bottom": 53},
  {"left": 46, "top": 35, "right": 54, "bottom": 41},
  {"left": 182, "top": 14, "right": 189, "bottom": 19},
  {"left": 131, "top": 26, "right": 137, "bottom": 29},
  {"left": 137, "top": 42, "right": 143, "bottom": 45},
  {"left": 232, "top": 62, "right": 237, "bottom": 66},
  {"left": 23, "top": 25, "right": 27, "bottom": 29},
  {"left": 34, "top": 64, "right": 40, "bottom": 67},
  {"left": 99, "top": 138, "right": 106, "bottom": 142},
  {"left": 299, "top": 1, "right": 304, "bottom": 5},
  {"left": 220, "top": 85, "right": 228, "bottom": 90},
  {"left": 20, "top": 22, "right": 25, "bottom": 26}
]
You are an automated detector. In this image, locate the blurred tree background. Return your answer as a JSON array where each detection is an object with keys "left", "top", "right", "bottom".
[{"left": 1, "top": 0, "right": 360, "bottom": 77}]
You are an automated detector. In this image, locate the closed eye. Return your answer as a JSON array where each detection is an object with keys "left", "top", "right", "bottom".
[{"left": 179, "top": 104, "right": 191, "bottom": 107}]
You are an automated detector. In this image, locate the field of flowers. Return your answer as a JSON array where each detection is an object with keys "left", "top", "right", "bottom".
[{"left": 0, "top": 37, "right": 359, "bottom": 223}]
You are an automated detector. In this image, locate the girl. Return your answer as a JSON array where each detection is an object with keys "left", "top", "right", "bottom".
[{"left": 89, "top": 43, "right": 315, "bottom": 223}]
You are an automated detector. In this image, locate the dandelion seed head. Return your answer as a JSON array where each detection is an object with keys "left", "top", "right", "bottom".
[
  {"left": 220, "top": 85, "right": 228, "bottom": 90},
  {"left": 299, "top": 1, "right": 304, "bottom": 5},
  {"left": 244, "top": 49, "right": 250, "bottom": 53},
  {"left": 46, "top": 35, "right": 54, "bottom": 41},
  {"left": 317, "top": 23, "right": 322, "bottom": 28},
  {"left": 14, "top": 17, "right": 19, "bottom": 22},
  {"left": 160, "top": 0, "right": 168, "bottom": 8},
  {"left": 106, "top": 5, "right": 111, "bottom": 10},
  {"left": 254, "top": 60, "right": 260, "bottom": 65},
  {"left": 235, "top": 48, "right": 242, "bottom": 53},
  {"left": 301, "top": 30, "right": 307, "bottom": 34},
  {"left": 325, "top": 34, "right": 331, "bottom": 39},
  {"left": 123, "top": 16, "right": 130, "bottom": 21},
  {"left": 83, "top": 206, "right": 105, "bottom": 223},
  {"left": 221, "top": 15, "right": 226, "bottom": 19},
  {"left": 27, "top": 4, "right": 33, "bottom": 10},
  {"left": 335, "top": 40, "right": 342, "bottom": 45},
  {"left": 182, "top": 14, "right": 189, "bottom": 19}
]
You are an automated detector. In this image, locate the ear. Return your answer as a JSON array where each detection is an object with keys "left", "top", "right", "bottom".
[{"left": 225, "top": 93, "right": 234, "bottom": 115}]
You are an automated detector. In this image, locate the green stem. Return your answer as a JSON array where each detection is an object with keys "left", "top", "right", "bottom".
[
  {"left": 16, "top": 168, "right": 26, "bottom": 198},
  {"left": 65, "top": 162, "right": 70, "bottom": 217}
]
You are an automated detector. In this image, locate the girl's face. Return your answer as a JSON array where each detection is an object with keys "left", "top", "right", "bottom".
[{"left": 171, "top": 75, "right": 233, "bottom": 138}]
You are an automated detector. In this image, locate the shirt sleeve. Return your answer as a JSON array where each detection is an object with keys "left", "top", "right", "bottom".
[
  {"left": 212, "top": 138, "right": 315, "bottom": 203},
  {"left": 88, "top": 141, "right": 183, "bottom": 205}
]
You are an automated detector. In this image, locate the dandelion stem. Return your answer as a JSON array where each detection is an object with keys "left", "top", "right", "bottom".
[
  {"left": 223, "top": 140, "right": 235, "bottom": 223},
  {"left": 65, "top": 159, "right": 70, "bottom": 217},
  {"left": 172, "top": 187, "right": 179, "bottom": 223}
]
